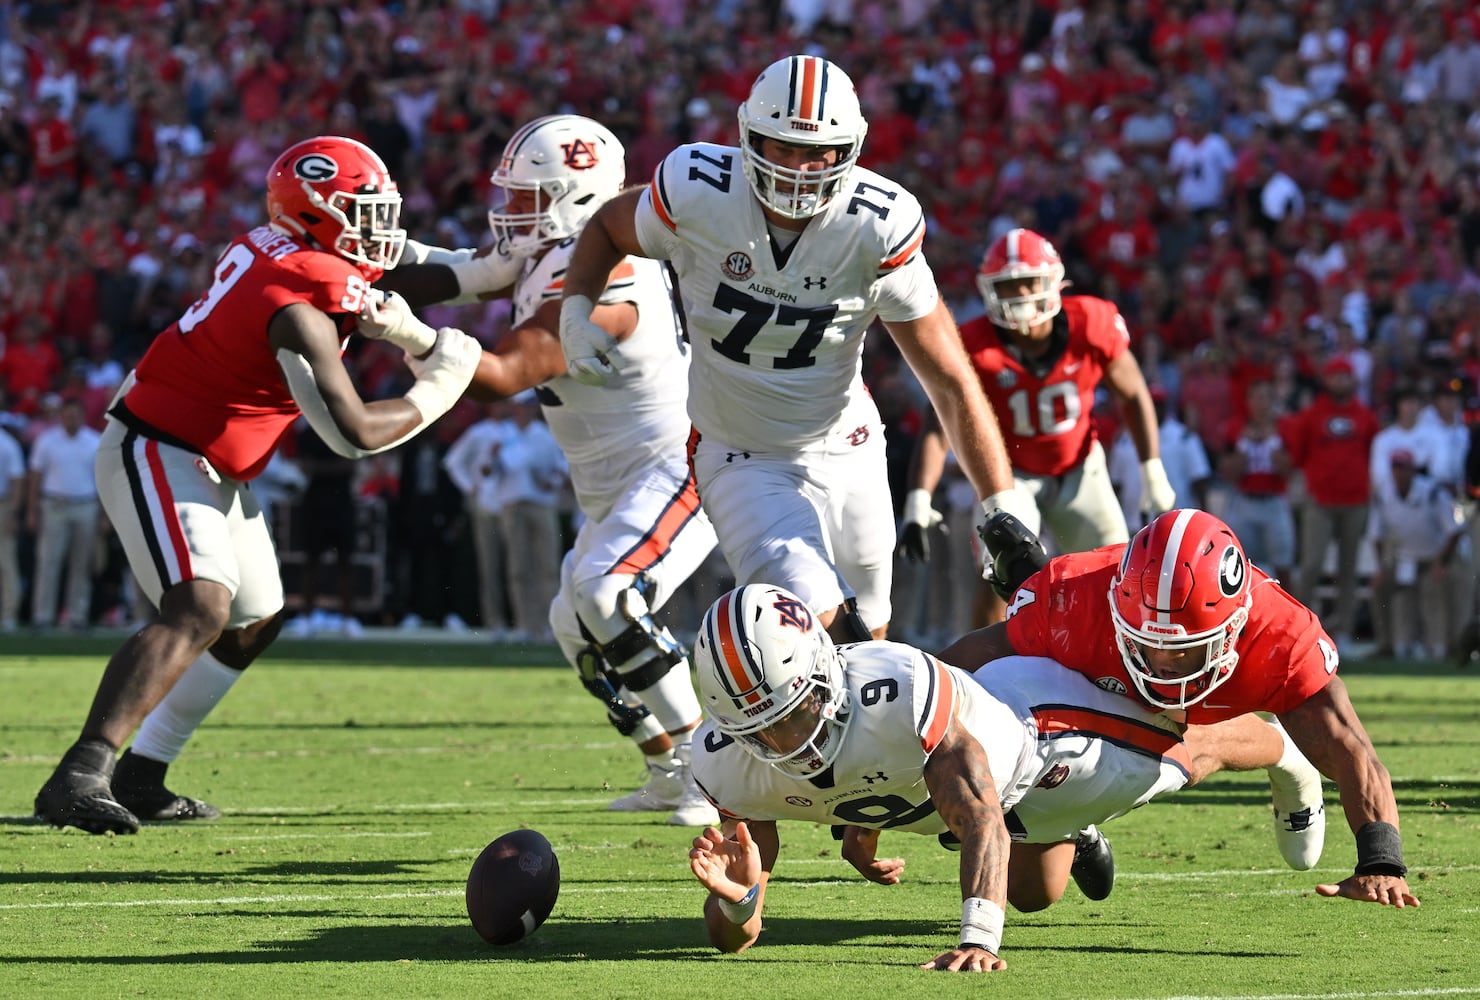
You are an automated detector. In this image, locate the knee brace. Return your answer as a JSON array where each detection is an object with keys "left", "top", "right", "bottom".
[
  {"left": 577, "top": 573, "right": 686, "bottom": 692},
  {"left": 574, "top": 644, "right": 654, "bottom": 737}
]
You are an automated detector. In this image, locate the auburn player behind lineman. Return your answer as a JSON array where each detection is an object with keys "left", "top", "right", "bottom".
[
  {"left": 33, "top": 136, "right": 481, "bottom": 834},
  {"left": 557, "top": 54, "right": 1043, "bottom": 648},
  {"left": 372, "top": 114, "right": 721, "bottom": 826}
]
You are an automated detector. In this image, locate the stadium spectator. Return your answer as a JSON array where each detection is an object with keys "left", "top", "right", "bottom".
[
  {"left": 26, "top": 396, "right": 100, "bottom": 630},
  {"left": 442, "top": 401, "right": 514, "bottom": 638},
  {"left": 0, "top": 421, "right": 23, "bottom": 632}
]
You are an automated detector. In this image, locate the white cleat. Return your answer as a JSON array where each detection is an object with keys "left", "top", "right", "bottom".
[
  {"left": 608, "top": 757, "right": 684, "bottom": 813},
  {"left": 667, "top": 772, "right": 720, "bottom": 827},
  {"left": 1268, "top": 720, "right": 1326, "bottom": 870}
]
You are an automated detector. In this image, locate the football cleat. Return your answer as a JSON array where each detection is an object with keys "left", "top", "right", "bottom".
[
  {"left": 667, "top": 782, "right": 721, "bottom": 828},
  {"left": 1070, "top": 825, "right": 1115, "bottom": 901},
  {"left": 1268, "top": 721, "right": 1325, "bottom": 870},
  {"left": 112, "top": 749, "right": 222, "bottom": 822},
  {"left": 608, "top": 755, "right": 685, "bottom": 813},
  {"left": 34, "top": 740, "right": 140, "bottom": 835}
]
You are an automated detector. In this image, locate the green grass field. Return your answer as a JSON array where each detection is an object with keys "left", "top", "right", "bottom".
[{"left": 2, "top": 635, "right": 1477, "bottom": 1000}]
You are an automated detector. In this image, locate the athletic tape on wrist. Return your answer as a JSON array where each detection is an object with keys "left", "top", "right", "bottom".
[
  {"left": 960, "top": 896, "right": 1004, "bottom": 955},
  {"left": 1354, "top": 820, "right": 1407, "bottom": 877},
  {"left": 717, "top": 883, "right": 760, "bottom": 924}
]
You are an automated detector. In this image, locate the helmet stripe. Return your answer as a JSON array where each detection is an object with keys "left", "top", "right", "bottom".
[
  {"left": 815, "top": 58, "right": 829, "bottom": 120},
  {"left": 1155, "top": 509, "right": 1198, "bottom": 623},
  {"left": 799, "top": 57, "right": 819, "bottom": 119},
  {"left": 713, "top": 590, "right": 763, "bottom": 704},
  {"left": 501, "top": 117, "right": 547, "bottom": 167},
  {"left": 1005, "top": 228, "right": 1022, "bottom": 266}
]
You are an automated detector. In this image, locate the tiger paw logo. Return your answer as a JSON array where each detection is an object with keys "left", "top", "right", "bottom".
[
  {"left": 722, "top": 251, "right": 754, "bottom": 281},
  {"left": 772, "top": 597, "right": 812, "bottom": 631},
  {"left": 560, "top": 138, "right": 600, "bottom": 170}
]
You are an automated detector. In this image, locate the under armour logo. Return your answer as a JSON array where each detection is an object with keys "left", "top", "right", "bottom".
[
  {"left": 861, "top": 771, "right": 888, "bottom": 785},
  {"left": 803, "top": 275, "right": 828, "bottom": 289},
  {"left": 725, "top": 450, "right": 751, "bottom": 463}
]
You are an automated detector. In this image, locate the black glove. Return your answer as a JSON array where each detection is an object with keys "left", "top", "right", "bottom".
[{"left": 977, "top": 510, "right": 1049, "bottom": 602}]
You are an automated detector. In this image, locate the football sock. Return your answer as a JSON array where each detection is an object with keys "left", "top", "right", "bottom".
[{"left": 129, "top": 652, "right": 241, "bottom": 764}]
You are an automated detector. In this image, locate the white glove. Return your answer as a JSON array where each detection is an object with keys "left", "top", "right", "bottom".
[
  {"left": 897, "top": 488, "right": 945, "bottom": 562},
  {"left": 1140, "top": 457, "right": 1177, "bottom": 516},
  {"left": 403, "top": 327, "right": 482, "bottom": 424},
  {"left": 559, "top": 294, "right": 622, "bottom": 385},
  {"left": 359, "top": 289, "right": 437, "bottom": 355}
]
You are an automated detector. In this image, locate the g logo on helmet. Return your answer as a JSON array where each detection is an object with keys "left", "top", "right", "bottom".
[
  {"left": 294, "top": 153, "right": 339, "bottom": 182},
  {"left": 1217, "top": 545, "right": 1245, "bottom": 597}
]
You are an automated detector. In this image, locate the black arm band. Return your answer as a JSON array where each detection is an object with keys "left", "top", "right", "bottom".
[{"left": 1354, "top": 821, "right": 1407, "bottom": 877}]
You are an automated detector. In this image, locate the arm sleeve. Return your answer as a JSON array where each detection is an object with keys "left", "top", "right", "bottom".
[{"left": 276, "top": 349, "right": 423, "bottom": 459}]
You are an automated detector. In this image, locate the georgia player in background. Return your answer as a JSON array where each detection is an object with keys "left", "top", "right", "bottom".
[
  {"left": 943, "top": 508, "right": 1418, "bottom": 909},
  {"left": 899, "top": 228, "right": 1174, "bottom": 621},
  {"left": 33, "top": 136, "right": 481, "bottom": 835}
]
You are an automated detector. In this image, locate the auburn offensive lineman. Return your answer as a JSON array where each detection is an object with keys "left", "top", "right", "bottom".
[
  {"left": 944, "top": 508, "right": 1419, "bottom": 908},
  {"left": 900, "top": 228, "right": 1174, "bottom": 600},
  {"left": 372, "top": 114, "right": 720, "bottom": 826},
  {"left": 33, "top": 136, "right": 481, "bottom": 834},
  {"left": 683, "top": 584, "right": 1320, "bottom": 969},
  {"left": 557, "top": 54, "right": 1040, "bottom": 644}
]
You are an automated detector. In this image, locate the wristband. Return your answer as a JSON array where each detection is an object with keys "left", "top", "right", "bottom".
[
  {"left": 717, "top": 883, "right": 760, "bottom": 924},
  {"left": 980, "top": 487, "right": 1034, "bottom": 527},
  {"left": 1354, "top": 821, "right": 1407, "bottom": 877},
  {"left": 960, "top": 896, "right": 1004, "bottom": 955}
]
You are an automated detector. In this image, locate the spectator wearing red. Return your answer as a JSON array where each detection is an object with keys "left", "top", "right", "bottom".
[
  {"left": 1280, "top": 357, "right": 1380, "bottom": 648},
  {"left": 0, "top": 315, "right": 62, "bottom": 415},
  {"left": 29, "top": 95, "right": 77, "bottom": 188}
]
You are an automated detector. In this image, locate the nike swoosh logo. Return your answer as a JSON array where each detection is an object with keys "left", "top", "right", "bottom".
[{"left": 1064, "top": 362, "right": 1082, "bottom": 373}]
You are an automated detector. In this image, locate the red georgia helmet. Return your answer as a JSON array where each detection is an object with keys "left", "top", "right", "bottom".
[
  {"left": 265, "top": 135, "right": 406, "bottom": 271},
  {"left": 1108, "top": 508, "right": 1252, "bottom": 710},
  {"left": 977, "top": 227, "right": 1066, "bottom": 332}
]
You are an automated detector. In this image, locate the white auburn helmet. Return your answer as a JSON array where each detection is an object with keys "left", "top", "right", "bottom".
[
  {"left": 694, "top": 584, "right": 850, "bottom": 778},
  {"left": 1108, "top": 508, "right": 1254, "bottom": 710},
  {"left": 488, "top": 114, "right": 626, "bottom": 257},
  {"left": 737, "top": 55, "right": 868, "bottom": 220},
  {"left": 977, "top": 227, "right": 1066, "bottom": 333}
]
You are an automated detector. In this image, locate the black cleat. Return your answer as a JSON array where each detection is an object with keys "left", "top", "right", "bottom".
[
  {"left": 112, "top": 749, "right": 221, "bottom": 822},
  {"left": 1070, "top": 825, "right": 1115, "bottom": 901},
  {"left": 35, "top": 740, "right": 141, "bottom": 835}
]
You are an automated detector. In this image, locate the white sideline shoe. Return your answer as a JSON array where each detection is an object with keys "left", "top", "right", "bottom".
[{"left": 1268, "top": 719, "right": 1326, "bottom": 870}]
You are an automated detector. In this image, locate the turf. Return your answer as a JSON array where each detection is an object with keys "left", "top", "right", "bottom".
[{"left": 1, "top": 636, "right": 1477, "bottom": 1000}]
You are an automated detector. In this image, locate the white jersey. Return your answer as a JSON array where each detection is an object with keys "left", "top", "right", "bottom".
[
  {"left": 692, "top": 647, "right": 1191, "bottom": 844},
  {"left": 634, "top": 143, "right": 938, "bottom": 454},
  {"left": 514, "top": 239, "right": 691, "bottom": 519},
  {"left": 691, "top": 641, "right": 1039, "bottom": 836}
]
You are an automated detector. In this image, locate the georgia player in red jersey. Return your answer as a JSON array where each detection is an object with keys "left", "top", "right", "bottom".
[
  {"left": 34, "top": 136, "right": 482, "bottom": 835},
  {"left": 943, "top": 508, "right": 1419, "bottom": 910},
  {"left": 899, "top": 228, "right": 1174, "bottom": 619}
]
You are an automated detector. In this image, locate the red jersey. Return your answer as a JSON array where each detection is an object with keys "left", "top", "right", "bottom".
[
  {"left": 1279, "top": 395, "right": 1380, "bottom": 506},
  {"left": 1003, "top": 547, "right": 1338, "bottom": 724},
  {"left": 961, "top": 295, "right": 1129, "bottom": 476},
  {"left": 122, "top": 226, "right": 375, "bottom": 481}
]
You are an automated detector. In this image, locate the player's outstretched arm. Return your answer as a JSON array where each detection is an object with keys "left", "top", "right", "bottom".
[
  {"left": 920, "top": 720, "right": 1009, "bottom": 972},
  {"left": 690, "top": 819, "right": 777, "bottom": 953},
  {"left": 1279, "top": 679, "right": 1419, "bottom": 908},
  {"left": 884, "top": 299, "right": 1021, "bottom": 514},
  {"left": 937, "top": 622, "right": 1018, "bottom": 672}
]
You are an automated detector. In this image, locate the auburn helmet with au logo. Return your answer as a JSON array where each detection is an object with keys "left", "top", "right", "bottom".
[
  {"left": 737, "top": 55, "right": 868, "bottom": 219},
  {"left": 694, "top": 585, "right": 851, "bottom": 778},
  {"left": 487, "top": 114, "right": 626, "bottom": 258},
  {"left": 265, "top": 135, "right": 406, "bottom": 272},
  {"left": 1108, "top": 509, "right": 1253, "bottom": 710}
]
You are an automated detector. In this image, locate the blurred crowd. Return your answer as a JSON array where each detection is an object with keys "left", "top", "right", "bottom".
[{"left": 0, "top": 0, "right": 1478, "bottom": 654}]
